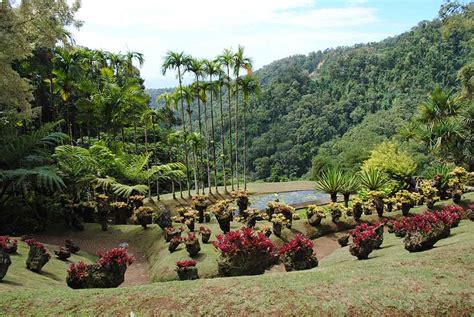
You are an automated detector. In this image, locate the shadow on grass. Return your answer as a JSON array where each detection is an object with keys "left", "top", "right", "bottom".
[
  {"left": 0, "top": 280, "right": 23, "bottom": 286},
  {"left": 38, "top": 270, "right": 63, "bottom": 282}
]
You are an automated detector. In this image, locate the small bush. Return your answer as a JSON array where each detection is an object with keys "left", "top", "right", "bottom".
[{"left": 279, "top": 234, "right": 318, "bottom": 272}]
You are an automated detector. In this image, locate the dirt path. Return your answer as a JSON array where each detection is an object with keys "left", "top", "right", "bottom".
[
  {"left": 32, "top": 233, "right": 150, "bottom": 286},
  {"left": 267, "top": 231, "right": 348, "bottom": 273}
]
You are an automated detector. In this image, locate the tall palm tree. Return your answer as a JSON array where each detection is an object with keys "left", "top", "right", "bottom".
[
  {"left": 237, "top": 75, "right": 260, "bottom": 190},
  {"left": 158, "top": 92, "right": 182, "bottom": 197},
  {"left": 187, "top": 58, "right": 206, "bottom": 194},
  {"left": 176, "top": 85, "right": 199, "bottom": 194},
  {"left": 215, "top": 73, "right": 228, "bottom": 193},
  {"left": 198, "top": 85, "right": 212, "bottom": 194},
  {"left": 232, "top": 45, "right": 253, "bottom": 189},
  {"left": 203, "top": 59, "right": 221, "bottom": 193},
  {"left": 162, "top": 51, "right": 192, "bottom": 197},
  {"left": 216, "top": 48, "right": 235, "bottom": 191}
]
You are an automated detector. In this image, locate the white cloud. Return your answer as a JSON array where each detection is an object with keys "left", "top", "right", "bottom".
[{"left": 71, "top": 0, "right": 385, "bottom": 88}]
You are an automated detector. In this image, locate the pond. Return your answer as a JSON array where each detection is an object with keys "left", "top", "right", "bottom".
[{"left": 249, "top": 190, "right": 327, "bottom": 210}]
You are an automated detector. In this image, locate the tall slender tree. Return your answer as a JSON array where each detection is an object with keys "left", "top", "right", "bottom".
[
  {"left": 238, "top": 75, "right": 260, "bottom": 190},
  {"left": 186, "top": 58, "right": 207, "bottom": 194},
  {"left": 216, "top": 48, "right": 235, "bottom": 191},
  {"left": 162, "top": 51, "right": 192, "bottom": 197},
  {"left": 203, "top": 60, "right": 221, "bottom": 193},
  {"left": 215, "top": 73, "right": 228, "bottom": 193},
  {"left": 176, "top": 86, "right": 199, "bottom": 194},
  {"left": 233, "top": 45, "right": 253, "bottom": 189}
]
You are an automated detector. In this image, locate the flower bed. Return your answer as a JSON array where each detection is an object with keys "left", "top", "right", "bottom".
[
  {"left": 65, "top": 239, "right": 80, "bottom": 253},
  {"left": 173, "top": 207, "right": 198, "bottom": 232},
  {"left": 279, "top": 234, "right": 318, "bottom": 272},
  {"left": 132, "top": 206, "right": 155, "bottom": 229},
  {"left": 199, "top": 226, "right": 211, "bottom": 243},
  {"left": 0, "top": 236, "right": 18, "bottom": 254},
  {"left": 306, "top": 205, "right": 326, "bottom": 226},
  {"left": 66, "top": 247, "right": 134, "bottom": 289},
  {"left": 402, "top": 212, "right": 447, "bottom": 252},
  {"left": 176, "top": 260, "right": 199, "bottom": 280},
  {"left": 210, "top": 200, "right": 234, "bottom": 233},
  {"left": 213, "top": 227, "right": 277, "bottom": 276},
  {"left": 349, "top": 224, "right": 378, "bottom": 260},
  {"left": 25, "top": 239, "right": 51, "bottom": 272},
  {"left": 185, "top": 232, "right": 201, "bottom": 257},
  {"left": 54, "top": 247, "right": 71, "bottom": 260},
  {"left": 0, "top": 250, "right": 12, "bottom": 281},
  {"left": 231, "top": 190, "right": 250, "bottom": 216},
  {"left": 191, "top": 195, "right": 210, "bottom": 223}
]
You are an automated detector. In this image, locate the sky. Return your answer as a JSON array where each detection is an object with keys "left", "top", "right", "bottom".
[{"left": 71, "top": 0, "right": 445, "bottom": 89}]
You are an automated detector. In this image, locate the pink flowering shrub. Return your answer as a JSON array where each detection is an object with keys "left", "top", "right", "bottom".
[
  {"left": 213, "top": 227, "right": 277, "bottom": 276},
  {"left": 0, "top": 236, "right": 18, "bottom": 254},
  {"left": 176, "top": 260, "right": 197, "bottom": 268},
  {"left": 66, "top": 247, "right": 133, "bottom": 289},
  {"left": 279, "top": 234, "right": 318, "bottom": 271},
  {"left": 25, "top": 239, "right": 51, "bottom": 272},
  {"left": 176, "top": 259, "right": 199, "bottom": 280},
  {"left": 97, "top": 248, "right": 134, "bottom": 268},
  {"left": 349, "top": 223, "right": 378, "bottom": 259}
]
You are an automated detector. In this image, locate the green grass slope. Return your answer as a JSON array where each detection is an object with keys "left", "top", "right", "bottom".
[
  {"left": 1, "top": 220, "right": 473, "bottom": 315},
  {"left": 0, "top": 242, "right": 93, "bottom": 292}
]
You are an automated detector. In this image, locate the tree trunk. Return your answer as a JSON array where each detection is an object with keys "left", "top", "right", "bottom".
[
  {"left": 187, "top": 103, "right": 199, "bottom": 195},
  {"left": 134, "top": 122, "right": 138, "bottom": 153},
  {"left": 156, "top": 180, "right": 160, "bottom": 201},
  {"left": 226, "top": 66, "right": 234, "bottom": 191},
  {"left": 209, "top": 81, "right": 219, "bottom": 193},
  {"left": 343, "top": 193, "right": 350, "bottom": 207},
  {"left": 243, "top": 100, "right": 248, "bottom": 191},
  {"left": 203, "top": 97, "right": 212, "bottom": 194},
  {"left": 219, "top": 86, "right": 228, "bottom": 193},
  {"left": 196, "top": 76, "right": 205, "bottom": 195},
  {"left": 144, "top": 126, "right": 148, "bottom": 153},
  {"left": 178, "top": 72, "right": 191, "bottom": 198},
  {"left": 235, "top": 87, "right": 239, "bottom": 189},
  {"left": 330, "top": 193, "right": 337, "bottom": 203}
]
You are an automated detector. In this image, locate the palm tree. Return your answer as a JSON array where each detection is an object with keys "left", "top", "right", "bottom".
[
  {"left": 215, "top": 73, "right": 228, "bottom": 193},
  {"left": 176, "top": 85, "right": 199, "bottom": 194},
  {"left": 203, "top": 59, "right": 221, "bottom": 193},
  {"left": 167, "top": 131, "right": 187, "bottom": 199},
  {"left": 232, "top": 45, "right": 253, "bottom": 189},
  {"left": 237, "top": 75, "right": 260, "bottom": 190},
  {"left": 197, "top": 84, "right": 212, "bottom": 194},
  {"left": 162, "top": 51, "right": 192, "bottom": 197},
  {"left": 340, "top": 172, "right": 360, "bottom": 207},
  {"left": 216, "top": 48, "right": 235, "bottom": 191},
  {"left": 187, "top": 58, "right": 206, "bottom": 193},
  {"left": 187, "top": 131, "right": 205, "bottom": 195},
  {"left": 316, "top": 168, "right": 344, "bottom": 203}
]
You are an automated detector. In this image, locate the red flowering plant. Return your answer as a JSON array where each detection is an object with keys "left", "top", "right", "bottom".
[
  {"left": 402, "top": 213, "right": 443, "bottom": 235},
  {"left": 279, "top": 234, "right": 318, "bottom": 271},
  {"left": 25, "top": 239, "right": 51, "bottom": 272},
  {"left": 176, "top": 259, "right": 199, "bottom": 280},
  {"left": 67, "top": 261, "right": 88, "bottom": 284},
  {"left": 96, "top": 247, "right": 134, "bottom": 268},
  {"left": 67, "top": 247, "right": 134, "bottom": 289},
  {"left": 402, "top": 212, "right": 448, "bottom": 252},
  {"left": 213, "top": 227, "right": 277, "bottom": 276},
  {"left": 387, "top": 220, "right": 406, "bottom": 237},
  {"left": 184, "top": 232, "right": 201, "bottom": 257},
  {"left": 176, "top": 260, "right": 197, "bottom": 268},
  {"left": 0, "top": 236, "right": 18, "bottom": 254},
  {"left": 349, "top": 223, "right": 377, "bottom": 260},
  {"left": 199, "top": 226, "right": 212, "bottom": 243},
  {"left": 435, "top": 209, "right": 460, "bottom": 229}
]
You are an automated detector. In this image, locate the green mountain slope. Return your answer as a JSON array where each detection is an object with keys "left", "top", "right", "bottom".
[{"left": 245, "top": 18, "right": 470, "bottom": 180}]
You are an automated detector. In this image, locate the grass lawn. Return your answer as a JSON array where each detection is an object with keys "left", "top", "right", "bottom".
[
  {"left": 0, "top": 220, "right": 472, "bottom": 315},
  {"left": 0, "top": 192, "right": 472, "bottom": 315}
]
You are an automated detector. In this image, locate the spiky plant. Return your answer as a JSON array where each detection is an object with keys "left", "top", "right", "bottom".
[
  {"left": 358, "top": 167, "right": 389, "bottom": 191},
  {"left": 316, "top": 168, "right": 344, "bottom": 203}
]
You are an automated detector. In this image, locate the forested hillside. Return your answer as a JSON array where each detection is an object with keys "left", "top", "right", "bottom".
[{"left": 200, "top": 17, "right": 471, "bottom": 181}]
